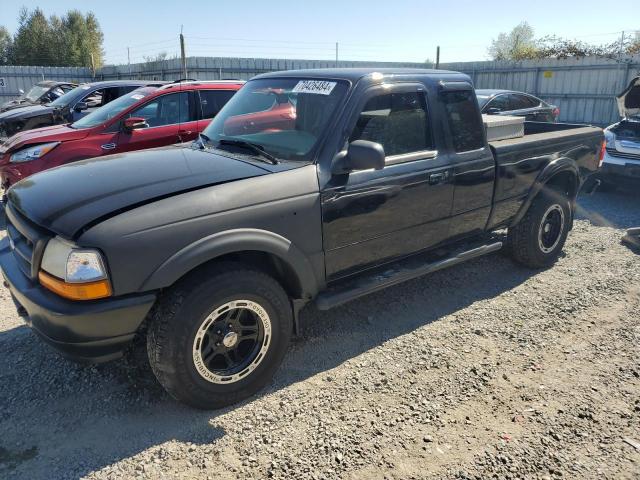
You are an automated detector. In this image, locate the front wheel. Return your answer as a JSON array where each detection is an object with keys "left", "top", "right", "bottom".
[
  {"left": 147, "top": 263, "right": 292, "bottom": 409},
  {"left": 507, "top": 189, "right": 571, "bottom": 268}
]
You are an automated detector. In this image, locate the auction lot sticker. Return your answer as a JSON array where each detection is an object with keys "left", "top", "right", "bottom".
[{"left": 292, "top": 80, "right": 337, "bottom": 95}]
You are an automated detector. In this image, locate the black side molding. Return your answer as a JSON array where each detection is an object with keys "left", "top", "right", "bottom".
[{"left": 315, "top": 241, "right": 503, "bottom": 310}]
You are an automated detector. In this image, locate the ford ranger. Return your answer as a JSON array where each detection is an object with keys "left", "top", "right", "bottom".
[{"left": 0, "top": 68, "right": 604, "bottom": 409}]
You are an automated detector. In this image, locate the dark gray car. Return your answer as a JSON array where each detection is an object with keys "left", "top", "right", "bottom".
[
  {"left": 0, "top": 80, "right": 166, "bottom": 143},
  {"left": 476, "top": 89, "right": 559, "bottom": 122},
  {"left": 0, "top": 81, "right": 77, "bottom": 113}
]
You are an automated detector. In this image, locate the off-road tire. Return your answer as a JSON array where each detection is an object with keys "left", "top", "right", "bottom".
[
  {"left": 147, "top": 262, "right": 292, "bottom": 409},
  {"left": 507, "top": 188, "right": 571, "bottom": 268}
]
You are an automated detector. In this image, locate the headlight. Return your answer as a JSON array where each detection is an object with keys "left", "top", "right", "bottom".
[
  {"left": 39, "top": 236, "right": 112, "bottom": 300},
  {"left": 10, "top": 142, "right": 59, "bottom": 163}
]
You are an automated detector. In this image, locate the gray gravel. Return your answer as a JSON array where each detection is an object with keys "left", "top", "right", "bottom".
[{"left": 1, "top": 188, "right": 639, "bottom": 480}]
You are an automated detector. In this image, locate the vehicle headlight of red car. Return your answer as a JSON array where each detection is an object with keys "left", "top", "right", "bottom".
[{"left": 10, "top": 142, "right": 60, "bottom": 163}]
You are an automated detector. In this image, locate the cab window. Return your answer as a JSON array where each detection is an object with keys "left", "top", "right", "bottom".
[
  {"left": 349, "top": 91, "right": 433, "bottom": 158},
  {"left": 442, "top": 91, "right": 484, "bottom": 152}
]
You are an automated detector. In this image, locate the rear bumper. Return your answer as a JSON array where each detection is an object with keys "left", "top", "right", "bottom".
[{"left": 0, "top": 238, "right": 156, "bottom": 363}]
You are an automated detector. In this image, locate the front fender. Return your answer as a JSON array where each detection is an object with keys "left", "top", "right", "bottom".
[
  {"left": 510, "top": 157, "right": 579, "bottom": 227},
  {"left": 140, "top": 228, "right": 320, "bottom": 297}
]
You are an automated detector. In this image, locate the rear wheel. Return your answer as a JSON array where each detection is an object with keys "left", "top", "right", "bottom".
[
  {"left": 507, "top": 188, "right": 571, "bottom": 268},
  {"left": 147, "top": 262, "right": 292, "bottom": 409}
]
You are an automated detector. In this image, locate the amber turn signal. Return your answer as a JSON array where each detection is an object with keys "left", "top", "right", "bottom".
[{"left": 38, "top": 270, "right": 112, "bottom": 301}]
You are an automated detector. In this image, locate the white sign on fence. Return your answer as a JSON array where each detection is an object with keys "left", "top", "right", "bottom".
[{"left": 0, "top": 78, "right": 5, "bottom": 88}]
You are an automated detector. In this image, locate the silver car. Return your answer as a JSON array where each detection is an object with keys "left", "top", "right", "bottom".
[{"left": 601, "top": 76, "right": 640, "bottom": 190}]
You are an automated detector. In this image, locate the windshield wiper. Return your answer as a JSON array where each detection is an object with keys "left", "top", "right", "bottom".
[{"left": 217, "top": 139, "right": 278, "bottom": 165}]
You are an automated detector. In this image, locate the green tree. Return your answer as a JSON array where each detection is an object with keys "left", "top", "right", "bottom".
[
  {"left": 11, "top": 7, "right": 56, "bottom": 66},
  {"left": 0, "top": 26, "right": 12, "bottom": 65},
  {"left": 3, "top": 7, "right": 104, "bottom": 67},
  {"left": 488, "top": 21, "right": 538, "bottom": 61},
  {"left": 58, "top": 10, "right": 104, "bottom": 69}
]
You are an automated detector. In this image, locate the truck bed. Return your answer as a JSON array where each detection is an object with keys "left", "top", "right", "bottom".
[
  {"left": 486, "top": 121, "right": 603, "bottom": 231},
  {"left": 489, "top": 121, "right": 602, "bottom": 152}
]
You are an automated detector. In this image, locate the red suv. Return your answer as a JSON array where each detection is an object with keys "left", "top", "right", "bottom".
[{"left": 0, "top": 80, "right": 244, "bottom": 189}]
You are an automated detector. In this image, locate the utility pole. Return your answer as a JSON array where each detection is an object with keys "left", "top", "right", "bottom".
[
  {"left": 90, "top": 53, "right": 95, "bottom": 78},
  {"left": 618, "top": 31, "right": 626, "bottom": 90},
  {"left": 180, "top": 26, "right": 187, "bottom": 79},
  {"left": 435, "top": 46, "right": 440, "bottom": 69},
  {"left": 335, "top": 42, "right": 339, "bottom": 66},
  {"left": 127, "top": 47, "right": 131, "bottom": 77}
]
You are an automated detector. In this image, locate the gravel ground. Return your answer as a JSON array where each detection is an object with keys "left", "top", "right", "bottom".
[{"left": 0, "top": 188, "right": 639, "bottom": 480}]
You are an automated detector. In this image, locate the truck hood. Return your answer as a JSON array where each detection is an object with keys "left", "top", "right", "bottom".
[
  {"left": 7, "top": 145, "right": 271, "bottom": 238},
  {"left": 617, "top": 76, "right": 640, "bottom": 119},
  {"left": 0, "top": 124, "right": 88, "bottom": 154}
]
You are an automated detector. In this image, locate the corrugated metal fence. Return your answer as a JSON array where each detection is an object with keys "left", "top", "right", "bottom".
[
  {"left": 0, "top": 65, "right": 93, "bottom": 101},
  {"left": 97, "top": 56, "right": 425, "bottom": 81},
  {"left": 442, "top": 56, "right": 640, "bottom": 126},
  {"left": 2, "top": 55, "right": 639, "bottom": 126}
]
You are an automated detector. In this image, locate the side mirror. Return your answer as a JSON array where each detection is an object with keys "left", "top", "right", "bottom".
[
  {"left": 74, "top": 102, "right": 88, "bottom": 112},
  {"left": 332, "top": 140, "right": 385, "bottom": 174},
  {"left": 123, "top": 116, "right": 149, "bottom": 132},
  {"left": 485, "top": 107, "right": 501, "bottom": 115}
]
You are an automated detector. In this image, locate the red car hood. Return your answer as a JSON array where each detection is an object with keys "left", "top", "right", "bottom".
[{"left": 0, "top": 124, "right": 90, "bottom": 155}]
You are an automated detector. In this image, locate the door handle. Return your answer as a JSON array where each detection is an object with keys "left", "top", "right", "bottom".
[
  {"left": 429, "top": 172, "right": 448, "bottom": 185},
  {"left": 178, "top": 130, "right": 192, "bottom": 135}
]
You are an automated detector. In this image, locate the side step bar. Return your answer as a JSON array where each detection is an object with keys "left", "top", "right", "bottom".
[{"left": 315, "top": 241, "right": 503, "bottom": 310}]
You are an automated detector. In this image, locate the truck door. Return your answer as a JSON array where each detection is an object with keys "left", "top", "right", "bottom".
[
  {"left": 321, "top": 83, "right": 454, "bottom": 280},
  {"left": 440, "top": 87, "right": 496, "bottom": 239},
  {"left": 114, "top": 92, "right": 185, "bottom": 153}
]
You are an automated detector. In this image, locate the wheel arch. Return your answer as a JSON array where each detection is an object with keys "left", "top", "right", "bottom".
[
  {"left": 510, "top": 158, "right": 579, "bottom": 227},
  {"left": 140, "top": 228, "right": 320, "bottom": 300}
]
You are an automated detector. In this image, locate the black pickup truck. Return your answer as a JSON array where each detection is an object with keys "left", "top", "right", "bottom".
[{"left": 0, "top": 69, "right": 603, "bottom": 409}]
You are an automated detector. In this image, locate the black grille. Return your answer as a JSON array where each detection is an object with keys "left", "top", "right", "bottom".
[
  {"left": 607, "top": 148, "right": 640, "bottom": 161},
  {"left": 5, "top": 204, "right": 50, "bottom": 280}
]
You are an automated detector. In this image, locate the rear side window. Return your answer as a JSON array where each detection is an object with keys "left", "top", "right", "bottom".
[
  {"left": 509, "top": 94, "right": 538, "bottom": 110},
  {"left": 486, "top": 94, "right": 510, "bottom": 112},
  {"left": 199, "top": 90, "right": 236, "bottom": 119},
  {"left": 349, "top": 91, "right": 433, "bottom": 157},
  {"left": 442, "top": 91, "right": 484, "bottom": 152}
]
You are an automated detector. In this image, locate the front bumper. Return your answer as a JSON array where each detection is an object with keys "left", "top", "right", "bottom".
[
  {"left": 0, "top": 238, "right": 156, "bottom": 363},
  {"left": 0, "top": 161, "right": 30, "bottom": 189}
]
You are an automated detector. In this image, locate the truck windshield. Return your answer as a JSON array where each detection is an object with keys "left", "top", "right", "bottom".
[
  {"left": 71, "top": 87, "right": 156, "bottom": 129},
  {"left": 203, "top": 78, "right": 349, "bottom": 161}
]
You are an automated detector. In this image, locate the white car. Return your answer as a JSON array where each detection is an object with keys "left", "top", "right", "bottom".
[{"left": 601, "top": 76, "right": 640, "bottom": 190}]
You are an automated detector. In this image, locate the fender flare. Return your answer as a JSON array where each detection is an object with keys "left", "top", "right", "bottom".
[
  {"left": 140, "top": 228, "right": 320, "bottom": 297},
  {"left": 510, "top": 157, "right": 579, "bottom": 227}
]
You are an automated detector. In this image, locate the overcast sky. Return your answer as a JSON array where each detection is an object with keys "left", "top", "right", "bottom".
[{"left": 1, "top": 0, "right": 636, "bottom": 65}]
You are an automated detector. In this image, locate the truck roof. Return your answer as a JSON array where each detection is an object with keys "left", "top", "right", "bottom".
[{"left": 254, "top": 68, "right": 470, "bottom": 84}]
